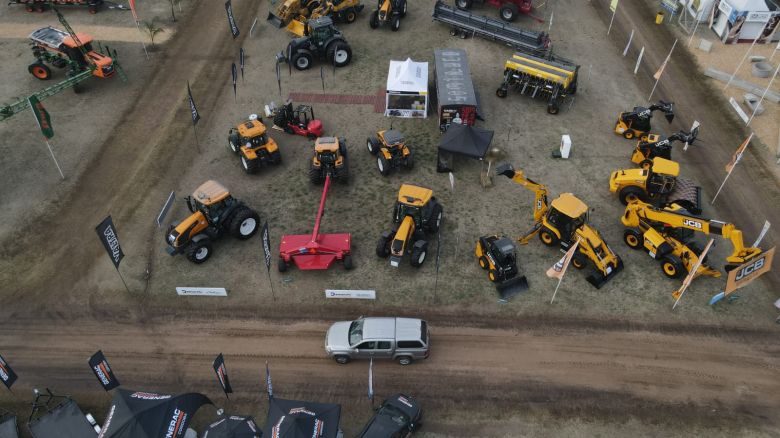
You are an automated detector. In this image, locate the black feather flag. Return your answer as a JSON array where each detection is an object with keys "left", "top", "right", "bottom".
[
  {"left": 239, "top": 48, "right": 245, "bottom": 83},
  {"left": 231, "top": 62, "right": 237, "bottom": 103}
]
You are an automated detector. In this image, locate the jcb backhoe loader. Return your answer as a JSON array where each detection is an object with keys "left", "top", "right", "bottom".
[
  {"left": 622, "top": 200, "right": 763, "bottom": 273},
  {"left": 284, "top": 0, "right": 364, "bottom": 36},
  {"left": 497, "top": 163, "right": 623, "bottom": 288}
]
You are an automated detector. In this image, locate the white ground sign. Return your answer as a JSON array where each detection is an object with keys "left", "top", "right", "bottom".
[
  {"left": 176, "top": 287, "right": 228, "bottom": 297},
  {"left": 325, "top": 290, "right": 376, "bottom": 300}
]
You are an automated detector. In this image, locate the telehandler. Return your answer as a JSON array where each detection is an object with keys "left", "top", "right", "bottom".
[
  {"left": 165, "top": 181, "right": 260, "bottom": 264},
  {"left": 366, "top": 129, "right": 413, "bottom": 175},
  {"left": 622, "top": 200, "right": 763, "bottom": 274},
  {"left": 631, "top": 127, "right": 699, "bottom": 169},
  {"left": 309, "top": 137, "right": 349, "bottom": 184},
  {"left": 475, "top": 235, "right": 529, "bottom": 297},
  {"left": 376, "top": 184, "right": 443, "bottom": 268},
  {"left": 497, "top": 163, "right": 623, "bottom": 288},
  {"left": 609, "top": 157, "right": 701, "bottom": 215},
  {"left": 614, "top": 100, "right": 674, "bottom": 140},
  {"left": 369, "top": 0, "right": 407, "bottom": 31},
  {"left": 227, "top": 114, "right": 281, "bottom": 173}
]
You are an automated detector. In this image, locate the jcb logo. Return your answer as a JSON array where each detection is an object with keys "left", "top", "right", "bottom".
[
  {"left": 536, "top": 200, "right": 543, "bottom": 210},
  {"left": 683, "top": 219, "right": 702, "bottom": 229},
  {"left": 735, "top": 258, "right": 765, "bottom": 281}
]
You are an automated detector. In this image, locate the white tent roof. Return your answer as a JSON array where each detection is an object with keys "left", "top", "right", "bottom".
[
  {"left": 386, "top": 58, "right": 428, "bottom": 93},
  {"left": 726, "top": 0, "right": 770, "bottom": 11}
]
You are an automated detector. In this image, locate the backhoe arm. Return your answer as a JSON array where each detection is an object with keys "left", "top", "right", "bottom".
[{"left": 496, "top": 162, "right": 549, "bottom": 223}]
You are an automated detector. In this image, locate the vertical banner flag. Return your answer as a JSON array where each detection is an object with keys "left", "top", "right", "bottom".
[
  {"left": 129, "top": 0, "right": 139, "bottom": 22},
  {"left": 725, "top": 247, "right": 775, "bottom": 295},
  {"left": 231, "top": 63, "right": 238, "bottom": 102},
  {"left": 96, "top": 216, "right": 124, "bottom": 270},
  {"left": 212, "top": 353, "right": 233, "bottom": 397},
  {"left": 225, "top": 0, "right": 240, "bottom": 39},
  {"left": 726, "top": 133, "right": 753, "bottom": 173},
  {"left": 546, "top": 239, "right": 580, "bottom": 304},
  {"left": 261, "top": 222, "right": 272, "bottom": 271},
  {"left": 28, "top": 96, "right": 54, "bottom": 139},
  {"left": 239, "top": 48, "right": 245, "bottom": 82},
  {"left": 265, "top": 361, "right": 273, "bottom": 400},
  {"left": 187, "top": 81, "right": 200, "bottom": 125},
  {"left": 672, "top": 239, "right": 714, "bottom": 309},
  {"left": 0, "top": 354, "right": 17, "bottom": 390},
  {"left": 368, "top": 357, "right": 374, "bottom": 402},
  {"left": 88, "top": 350, "right": 121, "bottom": 391},
  {"left": 275, "top": 62, "right": 282, "bottom": 97}
]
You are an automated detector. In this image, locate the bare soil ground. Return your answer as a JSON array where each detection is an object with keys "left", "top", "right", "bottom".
[{"left": 0, "top": 0, "right": 778, "bottom": 436}]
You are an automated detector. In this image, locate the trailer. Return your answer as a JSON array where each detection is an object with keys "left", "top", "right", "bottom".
[
  {"left": 431, "top": 0, "right": 550, "bottom": 56},
  {"left": 8, "top": 0, "right": 104, "bottom": 14},
  {"left": 433, "top": 49, "right": 480, "bottom": 132},
  {"left": 496, "top": 51, "right": 579, "bottom": 114}
]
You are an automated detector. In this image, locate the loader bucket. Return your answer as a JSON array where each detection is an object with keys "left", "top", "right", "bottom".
[
  {"left": 286, "top": 19, "right": 307, "bottom": 37},
  {"left": 496, "top": 275, "right": 529, "bottom": 301},
  {"left": 267, "top": 12, "right": 285, "bottom": 28},
  {"left": 586, "top": 258, "right": 624, "bottom": 289}
]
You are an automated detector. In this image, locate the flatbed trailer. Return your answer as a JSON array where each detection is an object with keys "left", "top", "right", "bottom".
[
  {"left": 431, "top": 0, "right": 550, "bottom": 56},
  {"left": 8, "top": 0, "right": 104, "bottom": 14}
]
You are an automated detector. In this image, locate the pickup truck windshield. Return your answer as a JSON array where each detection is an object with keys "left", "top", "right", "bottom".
[{"left": 349, "top": 320, "right": 364, "bottom": 345}]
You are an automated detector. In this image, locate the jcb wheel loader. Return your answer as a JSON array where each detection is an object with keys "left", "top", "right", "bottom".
[
  {"left": 367, "top": 129, "right": 413, "bottom": 175},
  {"left": 497, "top": 163, "right": 623, "bottom": 288},
  {"left": 227, "top": 114, "right": 281, "bottom": 174},
  {"left": 376, "top": 184, "right": 443, "bottom": 268},
  {"left": 165, "top": 181, "right": 260, "bottom": 264},
  {"left": 614, "top": 100, "right": 674, "bottom": 140},
  {"left": 309, "top": 137, "right": 349, "bottom": 184},
  {"left": 369, "top": 0, "right": 407, "bottom": 31}
]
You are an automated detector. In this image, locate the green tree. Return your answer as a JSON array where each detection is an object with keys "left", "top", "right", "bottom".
[{"left": 142, "top": 19, "right": 165, "bottom": 48}]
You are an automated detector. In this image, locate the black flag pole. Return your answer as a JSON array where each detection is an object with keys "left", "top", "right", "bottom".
[
  {"left": 261, "top": 222, "right": 276, "bottom": 301},
  {"left": 320, "top": 66, "right": 325, "bottom": 91},
  {"left": 231, "top": 62, "right": 237, "bottom": 104},
  {"left": 287, "top": 44, "right": 292, "bottom": 77},
  {"left": 275, "top": 62, "right": 282, "bottom": 98},
  {"left": 239, "top": 47, "right": 245, "bottom": 84},
  {"left": 434, "top": 229, "right": 441, "bottom": 304}
]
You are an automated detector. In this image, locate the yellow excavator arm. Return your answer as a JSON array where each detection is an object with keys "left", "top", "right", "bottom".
[
  {"left": 622, "top": 200, "right": 762, "bottom": 264},
  {"left": 496, "top": 163, "right": 549, "bottom": 223}
]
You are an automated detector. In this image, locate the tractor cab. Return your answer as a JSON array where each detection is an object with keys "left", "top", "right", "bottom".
[
  {"left": 646, "top": 158, "right": 679, "bottom": 196},
  {"left": 314, "top": 136, "right": 343, "bottom": 164},
  {"left": 307, "top": 16, "right": 338, "bottom": 44},
  {"left": 310, "top": 136, "right": 349, "bottom": 183},
  {"left": 394, "top": 184, "right": 433, "bottom": 227},
  {"left": 546, "top": 193, "right": 588, "bottom": 244},
  {"left": 381, "top": 129, "right": 405, "bottom": 150},
  {"left": 236, "top": 118, "right": 269, "bottom": 148},
  {"left": 186, "top": 180, "right": 235, "bottom": 224}
]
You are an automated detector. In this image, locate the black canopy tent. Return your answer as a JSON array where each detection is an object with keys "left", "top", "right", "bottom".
[
  {"left": 26, "top": 390, "right": 97, "bottom": 438},
  {"left": 202, "top": 414, "right": 261, "bottom": 438},
  {"left": 437, "top": 123, "right": 494, "bottom": 172},
  {"left": 263, "top": 398, "right": 341, "bottom": 438},
  {"left": 0, "top": 408, "right": 18, "bottom": 438},
  {"left": 98, "top": 389, "right": 211, "bottom": 438}
]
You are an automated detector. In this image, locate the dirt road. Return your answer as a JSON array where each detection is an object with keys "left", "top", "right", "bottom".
[{"left": 2, "top": 313, "right": 778, "bottom": 435}]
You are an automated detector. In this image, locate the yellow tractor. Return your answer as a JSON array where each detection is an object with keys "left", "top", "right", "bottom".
[
  {"left": 309, "top": 136, "right": 349, "bottom": 184},
  {"left": 609, "top": 157, "right": 701, "bottom": 215},
  {"left": 165, "top": 181, "right": 260, "bottom": 264},
  {"left": 497, "top": 163, "right": 623, "bottom": 288},
  {"left": 227, "top": 114, "right": 281, "bottom": 173},
  {"left": 376, "top": 184, "right": 443, "bottom": 268},
  {"left": 366, "top": 129, "right": 413, "bottom": 175},
  {"left": 286, "top": 0, "right": 364, "bottom": 36},
  {"left": 369, "top": 0, "right": 407, "bottom": 31}
]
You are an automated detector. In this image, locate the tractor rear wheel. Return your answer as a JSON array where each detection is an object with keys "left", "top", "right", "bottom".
[
  {"left": 309, "top": 164, "right": 324, "bottom": 184},
  {"left": 292, "top": 51, "right": 313, "bottom": 71},
  {"left": 327, "top": 42, "right": 352, "bottom": 67},
  {"left": 618, "top": 186, "right": 647, "bottom": 205},
  {"left": 366, "top": 137, "right": 380, "bottom": 155},
  {"left": 241, "top": 155, "right": 259, "bottom": 174},
  {"left": 478, "top": 256, "right": 489, "bottom": 270},
  {"left": 270, "top": 150, "right": 282, "bottom": 164},
  {"left": 500, "top": 3, "right": 519, "bottom": 21},
  {"left": 391, "top": 16, "right": 400, "bottom": 31},
  {"left": 336, "top": 156, "right": 349, "bottom": 183},
  {"left": 186, "top": 238, "right": 212, "bottom": 264},
  {"left": 425, "top": 202, "right": 443, "bottom": 233},
  {"left": 228, "top": 133, "right": 240, "bottom": 154},
  {"left": 369, "top": 10, "right": 379, "bottom": 28},
  {"left": 539, "top": 227, "right": 560, "bottom": 247},
  {"left": 410, "top": 241, "right": 428, "bottom": 267},
  {"left": 399, "top": 0, "right": 407, "bottom": 17},
  {"left": 661, "top": 255, "right": 685, "bottom": 279},
  {"left": 229, "top": 207, "right": 260, "bottom": 240},
  {"left": 28, "top": 62, "right": 51, "bottom": 80},
  {"left": 377, "top": 155, "right": 391, "bottom": 176},
  {"left": 403, "top": 149, "right": 414, "bottom": 169},
  {"left": 623, "top": 229, "right": 643, "bottom": 250}
]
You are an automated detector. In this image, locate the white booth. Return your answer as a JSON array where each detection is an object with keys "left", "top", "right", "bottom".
[
  {"left": 385, "top": 58, "right": 428, "bottom": 118},
  {"left": 710, "top": 0, "right": 780, "bottom": 44}
]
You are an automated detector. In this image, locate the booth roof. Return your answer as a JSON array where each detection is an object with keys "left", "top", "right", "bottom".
[{"left": 386, "top": 58, "right": 429, "bottom": 93}]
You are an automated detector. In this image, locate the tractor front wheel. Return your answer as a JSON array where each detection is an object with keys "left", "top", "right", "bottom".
[
  {"left": 488, "top": 269, "right": 499, "bottom": 282},
  {"left": 391, "top": 16, "right": 400, "bottom": 31},
  {"left": 623, "top": 130, "right": 635, "bottom": 140},
  {"left": 292, "top": 51, "right": 313, "bottom": 71},
  {"left": 309, "top": 165, "right": 324, "bottom": 184},
  {"left": 278, "top": 258, "right": 289, "bottom": 272},
  {"left": 403, "top": 149, "right": 414, "bottom": 169},
  {"left": 366, "top": 137, "right": 380, "bottom": 155},
  {"left": 369, "top": 10, "right": 379, "bottom": 28},
  {"left": 28, "top": 62, "right": 51, "bottom": 80},
  {"left": 376, "top": 232, "right": 392, "bottom": 257},
  {"left": 399, "top": 0, "right": 407, "bottom": 17},
  {"left": 228, "top": 133, "right": 240, "bottom": 153},
  {"left": 270, "top": 150, "right": 282, "bottom": 164},
  {"left": 241, "top": 155, "right": 259, "bottom": 174},
  {"left": 229, "top": 207, "right": 260, "bottom": 240},
  {"left": 377, "top": 155, "right": 391, "bottom": 176},
  {"left": 186, "top": 238, "right": 213, "bottom": 264}
]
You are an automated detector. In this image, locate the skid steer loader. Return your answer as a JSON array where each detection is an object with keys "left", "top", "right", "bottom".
[
  {"left": 309, "top": 137, "right": 349, "bottom": 184},
  {"left": 165, "top": 181, "right": 260, "bottom": 264},
  {"left": 497, "top": 163, "right": 623, "bottom": 288},
  {"left": 475, "top": 235, "right": 529, "bottom": 298},
  {"left": 631, "top": 126, "right": 699, "bottom": 168},
  {"left": 369, "top": 0, "right": 407, "bottom": 31},
  {"left": 609, "top": 157, "right": 701, "bottom": 215},
  {"left": 227, "top": 114, "right": 281, "bottom": 174},
  {"left": 614, "top": 100, "right": 674, "bottom": 140},
  {"left": 376, "top": 184, "right": 443, "bottom": 268},
  {"left": 366, "top": 129, "right": 413, "bottom": 175}
]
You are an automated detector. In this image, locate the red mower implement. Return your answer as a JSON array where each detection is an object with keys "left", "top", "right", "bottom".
[{"left": 278, "top": 174, "right": 352, "bottom": 271}]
